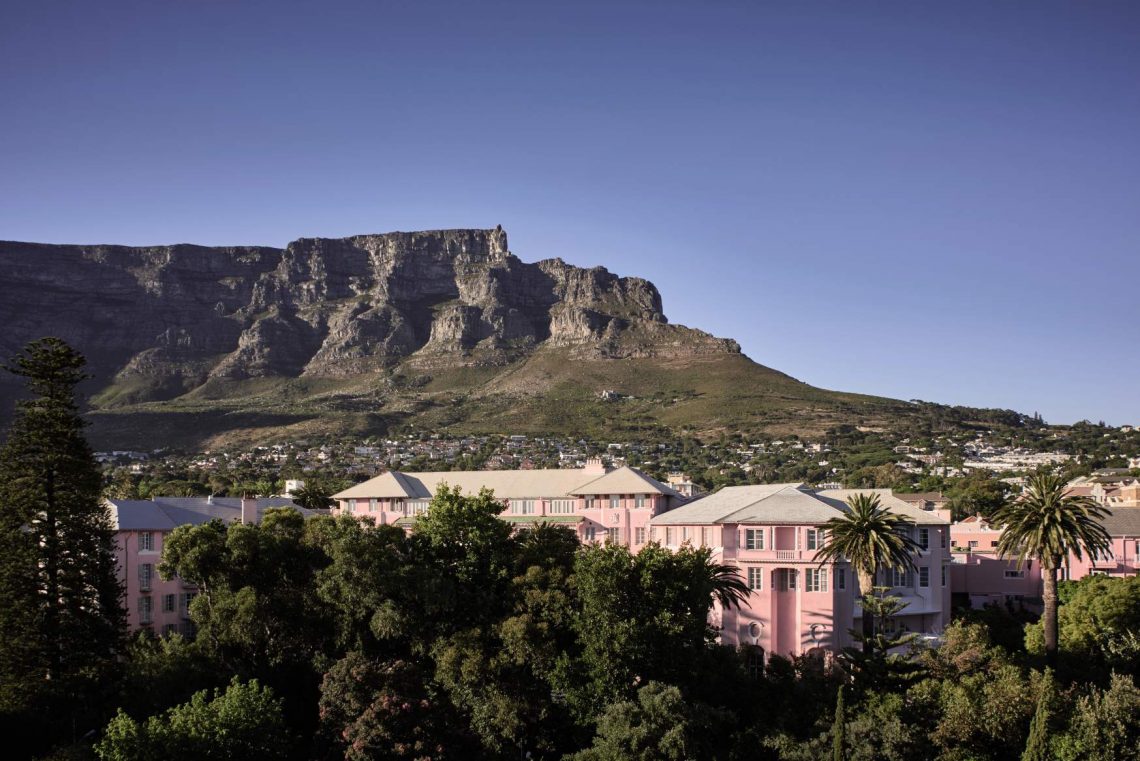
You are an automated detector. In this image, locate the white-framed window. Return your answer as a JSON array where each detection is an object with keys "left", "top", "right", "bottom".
[
  {"left": 919, "top": 567, "right": 930, "bottom": 587},
  {"left": 665, "top": 527, "right": 675, "bottom": 545},
  {"left": 806, "top": 568, "right": 829, "bottom": 592},
  {"left": 747, "top": 567, "right": 763, "bottom": 590},
  {"left": 744, "top": 528, "right": 764, "bottom": 550},
  {"left": 635, "top": 527, "right": 646, "bottom": 544},
  {"left": 162, "top": 593, "right": 176, "bottom": 613},
  {"left": 806, "top": 528, "right": 821, "bottom": 550},
  {"left": 1004, "top": 569, "right": 1026, "bottom": 579},
  {"left": 584, "top": 526, "right": 597, "bottom": 542},
  {"left": 883, "top": 568, "right": 912, "bottom": 588},
  {"left": 786, "top": 569, "right": 797, "bottom": 590},
  {"left": 139, "top": 532, "right": 155, "bottom": 552},
  {"left": 837, "top": 568, "right": 846, "bottom": 590},
  {"left": 967, "top": 540, "right": 978, "bottom": 549},
  {"left": 649, "top": 527, "right": 658, "bottom": 542},
  {"left": 179, "top": 591, "right": 197, "bottom": 617},
  {"left": 369, "top": 498, "right": 378, "bottom": 512},
  {"left": 635, "top": 494, "right": 647, "bottom": 508},
  {"left": 138, "top": 595, "right": 153, "bottom": 625},
  {"left": 606, "top": 527, "right": 619, "bottom": 544},
  {"left": 404, "top": 499, "right": 430, "bottom": 517},
  {"left": 585, "top": 497, "right": 597, "bottom": 510},
  {"left": 610, "top": 495, "right": 620, "bottom": 509},
  {"left": 347, "top": 499, "right": 357, "bottom": 513},
  {"left": 919, "top": 528, "right": 930, "bottom": 551},
  {"left": 514, "top": 500, "right": 535, "bottom": 515},
  {"left": 702, "top": 526, "right": 714, "bottom": 547},
  {"left": 551, "top": 500, "right": 575, "bottom": 514},
  {"left": 139, "top": 563, "right": 154, "bottom": 592},
  {"left": 681, "top": 526, "right": 690, "bottom": 542}
]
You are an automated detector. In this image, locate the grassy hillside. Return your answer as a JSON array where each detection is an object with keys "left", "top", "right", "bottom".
[{"left": 83, "top": 350, "right": 918, "bottom": 450}]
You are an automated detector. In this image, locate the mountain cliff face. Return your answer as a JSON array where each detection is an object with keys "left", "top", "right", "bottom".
[{"left": 0, "top": 227, "right": 743, "bottom": 423}]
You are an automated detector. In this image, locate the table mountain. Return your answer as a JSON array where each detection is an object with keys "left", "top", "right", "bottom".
[{"left": 0, "top": 227, "right": 908, "bottom": 448}]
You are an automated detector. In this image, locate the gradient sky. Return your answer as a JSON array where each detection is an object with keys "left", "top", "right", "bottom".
[{"left": 2, "top": 1, "right": 1137, "bottom": 425}]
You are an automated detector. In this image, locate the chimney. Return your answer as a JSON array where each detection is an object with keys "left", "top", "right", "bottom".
[
  {"left": 583, "top": 457, "right": 607, "bottom": 476},
  {"left": 241, "top": 497, "right": 258, "bottom": 525}
]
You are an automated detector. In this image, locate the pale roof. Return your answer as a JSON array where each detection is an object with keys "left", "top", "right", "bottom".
[
  {"left": 333, "top": 466, "right": 679, "bottom": 501},
  {"left": 1101, "top": 509, "right": 1140, "bottom": 537},
  {"left": 652, "top": 484, "right": 843, "bottom": 525},
  {"left": 571, "top": 466, "right": 683, "bottom": 497},
  {"left": 815, "top": 489, "right": 948, "bottom": 525},
  {"left": 652, "top": 485, "right": 950, "bottom": 526},
  {"left": 109, "top": 497, "right": 310, "bottom": 531}
]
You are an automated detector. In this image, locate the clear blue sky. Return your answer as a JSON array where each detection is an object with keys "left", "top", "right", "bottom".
[{"left": 2, "top": 1, "right": 1137, "bottom": 425}]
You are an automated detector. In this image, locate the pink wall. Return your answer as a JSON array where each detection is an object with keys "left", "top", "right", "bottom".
[
  {"left": 948, "top": 520, "right": 1140, "bottom": 607},
  {"left": 117, "top": 529, "right": 196, "bottom": 635}
]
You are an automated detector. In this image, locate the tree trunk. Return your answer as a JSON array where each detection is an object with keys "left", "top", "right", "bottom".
[
  {"left": 1042, "top": 563, "right": 1058, "bottom": 667},
  {"left": 858, "top": 569, "right": 875, "bottom": 653}
]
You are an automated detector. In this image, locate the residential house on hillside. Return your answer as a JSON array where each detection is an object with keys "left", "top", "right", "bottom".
[
  {"left": 1067, "top": 473, "right": 1140, "bottom": 508},
  {"left": 110, "top": 497, "right": 311, "bottom": 633}
]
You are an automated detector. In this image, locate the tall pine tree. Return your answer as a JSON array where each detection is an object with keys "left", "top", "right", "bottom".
[{"left": 0, "top": 338, "right": 125, "bottom": 743}]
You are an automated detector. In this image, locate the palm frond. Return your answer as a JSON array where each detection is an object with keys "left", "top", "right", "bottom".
[{"left": 992, "top": 472, "right": 1111, "bottom": 570}]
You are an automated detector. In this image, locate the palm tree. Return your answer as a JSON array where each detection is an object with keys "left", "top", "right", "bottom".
[
  {"left": 704, "top": 557, "right": 751, "bottom": 610},
  {"left": 815, "top": 493, "right": 920, "bottom": 652},
  {"left": 990, "top": 472, "right": 1110, "bottom": 665},
  {"left": 291, "top": 484, "right": 334, "bottom": 512}
]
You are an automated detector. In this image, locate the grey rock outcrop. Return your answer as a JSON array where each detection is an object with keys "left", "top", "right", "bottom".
[{"left": 0, "top": 227, "right": 739, "bottom": 406}]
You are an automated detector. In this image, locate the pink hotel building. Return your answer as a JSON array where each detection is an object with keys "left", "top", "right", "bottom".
[
  {"left": 115, "top": 463, "right": 1140, "bottom": 656},
  {"left": 949, "top": 509, "right": 1140, "bottom": 609},
  {"left": 334, "top": 463, "right": 952, "bottom": 658},
  {"left": 109, "top": 496, "right": 311, "bottom": 633}
]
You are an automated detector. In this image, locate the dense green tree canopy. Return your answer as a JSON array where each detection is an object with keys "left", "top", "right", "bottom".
[{"left": 0, "top": 338, "right": 125, "bottom": 751}]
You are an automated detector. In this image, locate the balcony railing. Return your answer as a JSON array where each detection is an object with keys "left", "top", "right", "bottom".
[{"left": 775, "top": 550, "right": 798, "bottom": 560}]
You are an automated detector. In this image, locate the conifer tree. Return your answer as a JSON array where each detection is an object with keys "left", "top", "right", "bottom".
[
  {"left": 831, "top": 685, "right": 846, "bottom": 761},
  {"left": 1022, "top": 669, "right": 1055, "bottom": 761},
  {"left": 0, "top": 338, "right": 125, "bottom": 740}
]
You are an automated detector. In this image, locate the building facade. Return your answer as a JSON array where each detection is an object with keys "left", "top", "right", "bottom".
[
  {"left": 948, "top": 508, "right": 1140, "bottom": 611},
  {"left": 651, "top": 485, "right": 951, "bottom": 657},
  {"left": 331, "top": 458, "right": 688, "bottom": 546},
  {"left": 110, "top": 496, "right": 308, "bottom": 633}
]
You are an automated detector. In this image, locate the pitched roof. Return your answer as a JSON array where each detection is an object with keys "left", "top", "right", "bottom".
[
  {"left": 815, "top": 489, "right": 948, "bottom": 525},
  {"left": 653, "top": 485, "right": 951, "bottom": 526},
  {"left": 894, "top": 492, "right": 946, "bottom": 503},
  {"left": 571, "top": 466, "right": 683, "bottom": 498},
  {"left": 1102, "top": 509, "right": 1140, "bottom": 537},
  {"left": 652, "top": 484, "right": 843, "bottom": 525},
  {"left": 108, "top": 497, "right": 311, "bottom": 531},
  {"left": 333, "top": 466, "right": 679, "bottom": 501}
]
